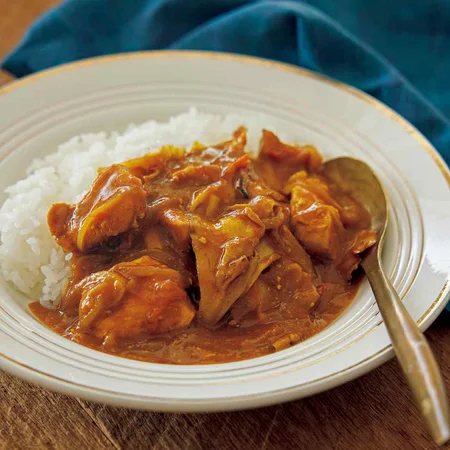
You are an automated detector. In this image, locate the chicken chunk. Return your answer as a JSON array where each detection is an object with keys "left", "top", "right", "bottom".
[
  {"left": 189, "top": 180, "right": 235, "bottom": 218},
  {"left": 158, "top": 208, "right": 191, "bottom": 250},
  {"left": 338, "top": 229, "right": 378, "bottom": 280},
  {"left": 170, "top": 164, "right": 221, "bottom": 186},
  {"left": 212, "top": 126, "right": 247, "bottom": 157},
  {"left": 187, "top": 155, "right": 251, "bottom": 219},
  {"left": 65, "top": 256, "right": 194, "bottom": 346},
  {"left": 230, "top": 195, "right": 289, "bottom": 230},
  {"left": 231, "top": 256, "right": 321, "bottom": 324},
  {"left": 121, "top": 145, "right": 185, "bottom": 179},
  {"left": 236, "top": 170, "right": 286, "bottom": 202},
  {"left": 231, "top": 232, "right": 321, "bottom": 323},
  {"left": 253, "top": 129, "right": 322, "bottom": 192},
  {"left": 268, "top": 225, "right": 315, "bottom": 276},
  {"left": 289, "top": 173, "right": 344, "bottom": 259},
  {"left": 288, "top": 171, "right": 376, "bottom": 264},
  {"left": 48, "top": 165, "right": 146, "bottom": 252},
  {"left": 143, "top": 225, "right": 195, "bottom": 279},
  {"left": 191, "top": 208, "right": 279, "bottom": 326}
]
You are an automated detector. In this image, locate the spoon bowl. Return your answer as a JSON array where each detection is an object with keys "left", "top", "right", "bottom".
[{"left": 323, "top": 157, "right": 387, "bottom": 238}]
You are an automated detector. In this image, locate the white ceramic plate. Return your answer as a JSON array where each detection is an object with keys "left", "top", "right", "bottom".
[{"left": 1, "top": 51, "right": 449, "bottom": 412}]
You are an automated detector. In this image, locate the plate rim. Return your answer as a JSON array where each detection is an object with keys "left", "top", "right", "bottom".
[{"left": 0, "top": 50, "right": 449, "bottom": 410}]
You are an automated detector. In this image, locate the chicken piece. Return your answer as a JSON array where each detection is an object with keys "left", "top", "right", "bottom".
[
  {"left": 189, "top": 180, "right": 235, "bottom": 218},
  {"left": 259, "top": 130, "right": 322, "bottom": 169},
  {"left": 231, "top": 278, "right": 271, "bottom": 322},
  {"left": 64, "top": 256, "right": 194, "bottom": 346},
  {"left": 236, "top": 170, "right": 286, "bottom": 202},
  {"left": 285, "top": 171, "right": 339, "bottom": 200},
  {"left": 286, "top": 171, "right": 373, "bottom": 228},
  {"left": 48, "top": 165, "right": 146, "bottom": 253},
  {"left": 121, "top": 145, "right": 185, "bottom": 179},
  {"left": 188, "top": 127, "right": 247, "bottom": 164},
  {"left": 192, "top": 209, "right": 279, "bottom": 326},
  {"left": 231, "top": 256, "right": 321, "bottom": 323},
  {"left": 221, "top": 155, "right": 251, "bottom": 180},
  {"left": 188, "top": 154, "right": 253, "bottom": 218},
  {"left": 71, "top": 254, "right": 113, "bottom": 282},
  {"left": 77, "top": 271, "right": 127, "bottom": 330},
  {"left": 289, "top": 173, "right": 344, "bottom": 260},
  {"left": 351, "top": 228, "right": 378, "bottom": 254},
  {"left": 268, "top": 225, "right": 315, "bottom": 275},
  {"left": 338, "top": 229, "right": 378, "bottom": 280},
  {"left": 158, "top": 208, "right": 191, "bottom": 250},
  {"left": 253, "top": 129, "right": 322, "bottom": 192},
  {"left": 231, "top": 231, "right": 320, "bottom": 323},
  {"left": 59, "top": 266, "right": 121, "bottom": 315},
  {"left": 143, "top": 226, "right": 194, "bottom": 279},
  {"left": 149, "top": 208, "right": 196, "bottom": 278},
  {"left": 288, "top": 170, "right": 377, "bottom": 265},
  {"left": 212, "top": 126, "right": 247, "bottom": 158},
  {"left": 170, "top": 164, "right": 221, "bottom": 186},
  {"left": 277, "top": 259, "right": 321, "bottom": 311},
  {"left": 230, "top": 195, "right": 289, "bottom": 230}
]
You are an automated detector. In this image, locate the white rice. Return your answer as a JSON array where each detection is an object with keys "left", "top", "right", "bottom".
[{"left": 0, "top": 108, "right": 292, "bottom": 307}]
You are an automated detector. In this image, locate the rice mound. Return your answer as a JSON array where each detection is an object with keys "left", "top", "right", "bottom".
[{"left": 0, "top": 109, "right": 289, "bottom": 306}]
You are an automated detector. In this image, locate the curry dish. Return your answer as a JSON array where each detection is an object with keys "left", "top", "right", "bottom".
[{"left": 30, "top": 128, "right": 377, "bottom": 364}]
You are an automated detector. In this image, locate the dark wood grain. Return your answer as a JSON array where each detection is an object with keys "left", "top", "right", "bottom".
[
  {"left": 0, "top": 1, "right": 449, "bottom": 449},
  {"left": 0, "top": 371, "right": 116, "bottom": 450}
]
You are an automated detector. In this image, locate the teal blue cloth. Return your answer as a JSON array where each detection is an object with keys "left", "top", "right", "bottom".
[{"left": 2, "top": 0, "right": 449, "bottom": 310}]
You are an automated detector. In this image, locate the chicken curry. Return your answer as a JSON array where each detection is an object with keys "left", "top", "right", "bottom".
[{"left": 30, "top": 128, "right": 377, "bottom": 364}]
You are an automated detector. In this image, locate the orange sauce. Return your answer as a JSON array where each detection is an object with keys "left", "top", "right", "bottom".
[{"left": 30, "top": 128, "right": 376, "bottom": 364}]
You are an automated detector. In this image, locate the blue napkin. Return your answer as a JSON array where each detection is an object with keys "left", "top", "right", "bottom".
[{"left": 2, "top": 0, "right": 449, "bottom": 310}]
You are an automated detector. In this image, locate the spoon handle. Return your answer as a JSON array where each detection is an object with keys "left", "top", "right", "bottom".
[{"left": 363, "top": 256, "right": 450, "bottom": 446}]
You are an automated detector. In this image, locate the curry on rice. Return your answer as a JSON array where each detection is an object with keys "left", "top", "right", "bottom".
[{"left": 30, "top": 127, "right": 377, "bottom": 364}]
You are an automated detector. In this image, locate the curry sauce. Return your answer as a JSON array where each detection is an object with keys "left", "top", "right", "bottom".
[{"left": 30, "top": 128, "right": 376, "bottom": 364}]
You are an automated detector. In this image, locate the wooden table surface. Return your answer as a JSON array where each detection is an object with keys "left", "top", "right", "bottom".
[{"left": 0, "top": 1, "right": 449, "bottom": 449}]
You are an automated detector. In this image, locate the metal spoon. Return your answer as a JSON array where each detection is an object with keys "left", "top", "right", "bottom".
[{"left": 323, "top": 157, "right": 450, "bottom": 446}]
